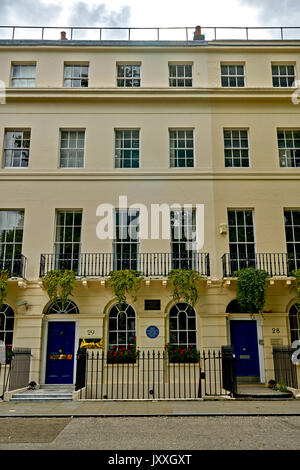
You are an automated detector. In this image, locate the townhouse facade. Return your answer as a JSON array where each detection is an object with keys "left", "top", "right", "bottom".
[{"left": 0, "top": 26, "right": 299, "bottom": 388}]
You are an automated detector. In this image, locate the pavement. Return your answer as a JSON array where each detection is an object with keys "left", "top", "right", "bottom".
[
  {"left": 0, "top": 383, "right": 299, "bottom": 418},
  {"left": 1, "top": 385, "right": 300, "bottom": 451},
  {"left": 1, "top": 396, "right": 300, "bottom": 417}
]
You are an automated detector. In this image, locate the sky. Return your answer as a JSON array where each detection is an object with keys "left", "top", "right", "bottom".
[{"left": 0, "top": 0, "right": 300, "bottom": 39}]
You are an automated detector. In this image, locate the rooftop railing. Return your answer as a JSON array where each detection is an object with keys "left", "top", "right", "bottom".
[{"left": 1, "top": 25, "right": 300, "bottom": 42}]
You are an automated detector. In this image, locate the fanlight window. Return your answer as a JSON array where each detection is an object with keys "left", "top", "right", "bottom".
[
  {"left": 226, "top": 299, "right": 240, "bottom": 313},
  {"left": 225, "top": 299, "right": 257, "bottom": 314},
  {"left": 45, "top": 300, "right": 79, "bottom": 315}
]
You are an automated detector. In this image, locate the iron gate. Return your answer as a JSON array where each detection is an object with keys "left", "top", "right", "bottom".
[{"left": 273, "top": 346, "right": 298, "bottom": 389}]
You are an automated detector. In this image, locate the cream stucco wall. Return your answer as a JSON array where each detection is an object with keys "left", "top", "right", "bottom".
[{"left": 0, "top": 40, "right": 299, "bottom": 387}]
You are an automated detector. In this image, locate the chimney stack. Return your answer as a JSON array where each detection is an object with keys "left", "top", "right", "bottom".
[
  {"left": 60, "top": 31, "right": 68, "bottom": 41},
  {"left": 193, "top": 25, "right": 205, "bottom": 40}
]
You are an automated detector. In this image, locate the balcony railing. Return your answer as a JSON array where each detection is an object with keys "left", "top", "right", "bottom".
[
  {"left": 1, "top": 26, "right": 300, "bottom": 42},
  {"left": 40, "top": 252, "right": 210, "bottom": 278},
  {"left": 0, "top": 255, "right": 27, "bottom": 278},
  {"left": 222, "top": 253, "right": 298, "bottom": 278}
]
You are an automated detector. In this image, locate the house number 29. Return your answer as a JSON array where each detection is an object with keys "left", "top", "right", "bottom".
[
  {"left": 272, "top": 328, "right": 280, "bottom": 334},
  {"left": 87, "top": 329, "right": 95, "bottom": 335}
]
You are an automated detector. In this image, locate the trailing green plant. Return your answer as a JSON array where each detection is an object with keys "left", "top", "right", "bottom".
[
  {"left": 233, "top": 267, "right": 268, "bottom": 316},
  {"left": 292, "top": 269, "right": 300, "bottom": 303},
  {"left": 42, "top": 269, "right": 76, "bottom": 310},
  {"left": 168, "top": 269, "right": 202, "bottom": 308},
  {"left": 275, "top": 381, "right": 289, "bottom": 393},
  {"left": 108, "top": 269, "right": 143, "bottom": 314},
  {"left": 0, "top": 270, "right": 9, "bottom": 312}
]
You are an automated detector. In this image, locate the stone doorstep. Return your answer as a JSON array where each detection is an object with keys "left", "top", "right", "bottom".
[
  {"left": 287, "top": 387, "right": 300, "bottom": 399},
  {"left": 9, "top": 384, "right": 75, "bottom": 402},
  {"left": 234, "top": 383, "right": 294, "bottom": 400}
]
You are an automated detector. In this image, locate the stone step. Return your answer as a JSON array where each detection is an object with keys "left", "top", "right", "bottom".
[
  {"left": 234, "top": 384, "right": 294, "bottom": 400},
  {"left": 11, "top": 396, "right": 73, "bottom": 401},
  {"left": 11, "top": 394, "right": 73, "bottom": 401},
  {"left": 10, "top": 384, "right": 75, "bottom": 401}
]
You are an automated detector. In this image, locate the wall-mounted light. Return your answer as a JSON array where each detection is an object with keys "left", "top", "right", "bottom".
[{"left": 16, "top": 300, "right": 28, "bottom": 310}]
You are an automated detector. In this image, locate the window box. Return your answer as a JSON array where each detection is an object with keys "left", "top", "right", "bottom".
[
  {"left": 165, "top": 344, "right": 200, "bottom": 363},
  {"left": 107, "top": 344, "right": 139, "bottom": 364}
]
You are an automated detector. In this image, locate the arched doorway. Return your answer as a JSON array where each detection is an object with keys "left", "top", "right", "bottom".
[
  {"left": 44, "top": 300, "right": 79, "bottom": 384},
  {"left": 226, "top": 299, "right": 261, "bottom": 381}
]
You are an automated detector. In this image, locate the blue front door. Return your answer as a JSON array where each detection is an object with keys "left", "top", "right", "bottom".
[
  {"left": 45, "top": 322, "right": 75, "bottom": 384},
  {"left": 230, "top": 320, "right": 260, "bottom": 377}
]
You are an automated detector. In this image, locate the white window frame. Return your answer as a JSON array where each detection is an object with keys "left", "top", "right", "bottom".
[
  {"left": 114, "top": 129, "right": 140, "bottom": 168},
  {"left": 221, "top": 63, "right": 246, "bottom": 87},
  {"left": 271, "top": 63, "right": 296, "bottom": 88},
  {"left": 169, "top": 128, "right": 195, "bottom": 168},
  {"left": 59, "top": 129, "right": 85, "bottom": 169},
  {"left": 11, "top": 63, "right": 36, "bottom": 88},
  {"left": 3, "top": 129, "right": 31, "bottom": 168},
  {"left": 168, "top": 63, "right": 193, "bottom": 87},
  {"left": 54, "top": 209, "right": 83, "bottom": 272},
  {"left": 169, "top": 303, "right": 197, "bottom": 348},
  {"left": 63, "top": 63, "right": 89, "bottom": 88},
  {"left": 113, "top": 209, "right": 140, "bottom": 270},
  {"left": 108, "top": 303, "right": 136, "bottom": 351},
  {"left": 116, "top": 63, "right": 141, "bottom": 87},
  {"left": 224, "top": 128, "right": 250, "bottom": 168},
  {"left": 284, "top": 209, "right": 300, "bottom": 271},
  {"left": 277, "top": 129, "right": 300, "bottom": 168},
  {"left": 227, "top": 209, "right": 256, "bottom": 271},
  {"left": 0, "top": 210, "right": 24, "bottom": 271}
]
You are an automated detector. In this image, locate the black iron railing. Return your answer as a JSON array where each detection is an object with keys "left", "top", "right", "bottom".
[
  {"left": 40, "top": 252, "right": 210, "bottom": 277},
  {"left": 0, "top": 255, "right": 27, "bottom": 278},
  {"left": 273, "top": 346, "right": 299, "bottom": 389},
  {"left": 75, "top": 349, "right": 234, "bottom": 400},
  {"left": 222, "top": 253, "right": 296, "bottom": 277}
]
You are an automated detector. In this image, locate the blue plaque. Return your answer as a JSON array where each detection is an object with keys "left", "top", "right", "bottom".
[{"left": 146, "top": 326, "right": 159, "bottom": 339}]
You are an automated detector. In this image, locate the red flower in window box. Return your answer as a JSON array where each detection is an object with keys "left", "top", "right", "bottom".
[{"left": 165, "top": 343, "right": 199, "bottom": 363}]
